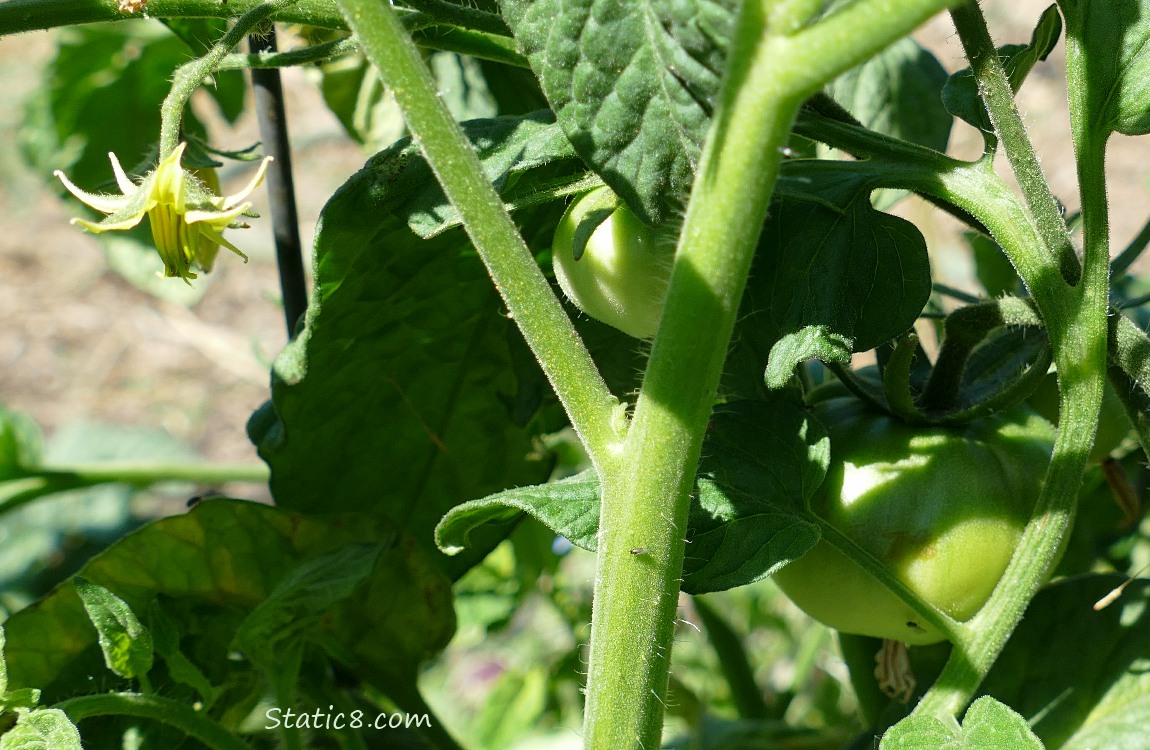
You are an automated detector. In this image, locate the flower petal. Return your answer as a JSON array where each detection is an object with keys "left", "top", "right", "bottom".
[
  {"left": 71, "top": 213, "right": 145, "bottom": 233},
  {"left": 220, "top": 156, "right": 273, "bottom": 209},
  {"left": 196, "top": 223, "right": 249, "bottom": 262},
  {"left": 152, "top": 144, "right": 188, "bottom": 214},
  {"left": 185, "top": 202, "right": 250, "bottom": 228},
  {"left": 54, "top": 170, "right": 129, "bottom": 214},
  {"left": 108, "top": 152, "right": 137, "bottom": 195}
]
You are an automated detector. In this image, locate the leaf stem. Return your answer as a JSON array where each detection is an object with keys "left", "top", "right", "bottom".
[
  {"left": 332, "top": 0, "right": 622, "bottom": 472},
  {"left": 913, "top": 8, "right": 1114, "bottom": 718},
  {"left": 159, "top": 1, "right": 292, "bottom": 158},
  {"left": 948, "top": 1, "right": 1079, "bottom": 284},
  {"left": 36, "top": 462, "right": 270, "bottom": 485},
  {"left": 55, "top": 692, "right": 251, "bottom": 750}
]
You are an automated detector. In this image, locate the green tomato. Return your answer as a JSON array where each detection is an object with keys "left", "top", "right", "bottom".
[
  {"left": 551, "top": 187, "right": 673, "bottom": 339},
  {"left": 773, "top": 397, "right": 1054, "bottom": 645}
]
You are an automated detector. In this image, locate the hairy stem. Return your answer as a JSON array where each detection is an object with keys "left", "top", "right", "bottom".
[
  {"left": 914, "top": 7, "right": 1113, "bottom": 717},
  {"left": 949, "top": 1, "right": 1079, "bottom": 283},
  {"left": 333, "top": 0, "right": 622, "bottom": 472},
  {"left": 159, "top": 1, "right": 291, "bottom": 158},
  {"left": 583, "top": 0, "right": 959, "bottom": 746}
]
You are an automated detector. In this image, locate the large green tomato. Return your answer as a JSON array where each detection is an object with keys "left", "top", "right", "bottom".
[
  {"left": 773, "top": 397, "right": 1054, "bottom": 645},
  {"left": 551, "top": 187, "right": 673, "bottom": 339}
]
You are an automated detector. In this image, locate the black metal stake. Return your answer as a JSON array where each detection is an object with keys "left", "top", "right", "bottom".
[{"left": 248, "top": 26, "right": 309, "bottom": 340}]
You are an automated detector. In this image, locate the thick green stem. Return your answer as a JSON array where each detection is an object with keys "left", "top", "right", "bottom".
[
  {"left": 333, "top": 0, "right": 621, "bottom": 472},
  {"left": 949, "top": 1, "right": 1079, "bottom": 283},
  {"left": 582, "top": 1, "right": 958, "bottom": 746},
  {"left": 55, "top": 693, "right": 250, "bottom": 750}
]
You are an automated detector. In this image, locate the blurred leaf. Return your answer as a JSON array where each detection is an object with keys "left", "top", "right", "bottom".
[
  {"left": 20, "top": 22, "right": 224, "bottom": 189},
  {"left": 966, "top": 230, "right": 1022, "bottom": 298},
  {"left": 2, "top": 499, "right": 454, "bottom": 705},
  {"left": 1058, "top": 0, "right": 1150, "bottom": 136},
  {"left": 471, "top": 668, "right": 548, "bottom": 750},
  {"left": 943, "top": 4, "right": 1061, "bottom": 135},
  {"left": 74, "top": 578, "right": 154, "bottom": 681},
  {"left": 0, "top": 407, "right": 42, "bottom": 482},
  {"left": 319, "top": 52, "right": 406, "bottom": 153},
  {"left": 827, "top": 36, "right": 951, "bottom": 153},
  {"left": 321, "top": 50, "right": 503, "bottom": 153},
  {"left": 438, "top": 397, "right": 827, "bottom": 594},
  {"left": 248, "top": 113, "right": 585, "bottom": 577},
  {"left": 981, "top": 575, "right": 1150, "bottom": 749},
  {"left": 880, "top": 696, "right": 1043, "bottom": 749},
  {"left": 0, "top": 420, "right": 197, "bottom": 600},
  {"left": 0, "top": 709, "right": 82, "bottom": 750},
  {"left": 476, "top": 59, "right": 549, "bottom": 115},
  {"left": 500, "top": 0, "right": 736, "bottom": 224}
]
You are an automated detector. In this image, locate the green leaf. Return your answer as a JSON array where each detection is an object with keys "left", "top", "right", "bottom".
[
  {"left": 980, "top": 575, "right": 1150, "bottom": 749},
  {"left": 0, "top": 709, "right": 82, "bottom": 750},
  {"left": 233, "top": 542, "right": 385, "bottom": 706},
  {"left": 764, "top": 326, "right": 853, "bottom": 390},
  {"left": 74, "top": 578, "right": 154, "bottom": 682},
  {"left": 437, "top": 471, "right": 600, "bottom": 554},
  {"left": 880, "top": 696, "right": 1044, "bottom": 749},
  {"left": 248, "top": 114, "right": 582, "bottom": 577},
  {"left": 942, "top": 5, "right": 1062, "bottom": 136},
  {"left": 827, "top": 37, "right": 951, "bottom": 153},
  {"left": 319, "top": 52, "right": 407, "bottom": 153},
  {"left": 1058, "top": 0, "right": 1150, "bottom": 135},
  {"left": 739, "top": 162, "right": 932, "bottom": 388},
  {"left": 2, "top": 499, "right": 454, "bottom": 705},
  {"left": 146, "top": 601, "right": 216, "bottom": 708},
  {"left": 499, "top": 0, "right": 736, "bottom": 225},
  {"left": 437, "top": 397, "right": 827, "bottom": 594}
]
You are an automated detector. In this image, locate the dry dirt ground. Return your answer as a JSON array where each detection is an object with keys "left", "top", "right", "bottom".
[{"left": 0, "top": 3, "right": 1146, "bottom": 495}]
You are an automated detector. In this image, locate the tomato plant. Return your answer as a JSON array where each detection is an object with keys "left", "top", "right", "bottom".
[
  {"left": 773, "top": 397, "right": 1054, "bottom": 645},
  {"left": 0, "top": 1, "right": 1148, "bottom": 749}
]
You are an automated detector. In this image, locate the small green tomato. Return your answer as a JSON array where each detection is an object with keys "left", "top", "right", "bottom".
[
  {"left": 551, "top": 187, "right": 673, "bottom": 339},
  {"left": 773, "top": 397, "right": 1055, "bottom": 645}
]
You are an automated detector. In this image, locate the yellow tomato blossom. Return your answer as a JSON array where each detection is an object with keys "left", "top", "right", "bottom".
[{"left": 54, "top": 143, "right": 272, "bottom": 284}]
